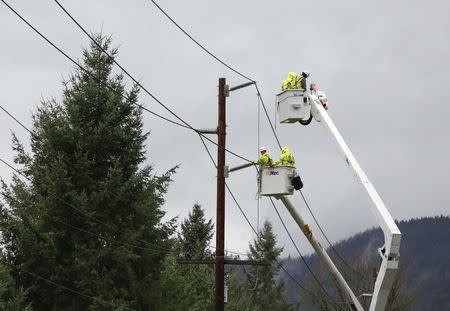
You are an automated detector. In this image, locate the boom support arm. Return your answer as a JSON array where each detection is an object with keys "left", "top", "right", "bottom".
[
  {"left": 309, "top": 98, "right": 402, "bottom": 311},
  {"left": 278, "top": 195, "right": 364, "bottom": 311}
]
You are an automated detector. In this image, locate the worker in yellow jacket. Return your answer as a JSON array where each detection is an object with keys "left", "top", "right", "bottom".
[
  {"left": 281, "top": 71, "right": 310, "bottom": 91},
  {"left": 254, "top": 147, "right": 274, "bottom": 166},
  {"left": 275, "top": 146, "right": 295, "bottom": 166}
]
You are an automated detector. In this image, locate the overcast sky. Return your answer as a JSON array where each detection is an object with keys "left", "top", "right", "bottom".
[{"left": 1, "top": 0, "right": 449, "bottom": 257}]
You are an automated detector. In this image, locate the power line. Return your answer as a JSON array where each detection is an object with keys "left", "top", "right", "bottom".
[
  {"left": 255, "top": 85, "right": 282, "bottom": 150},
  {"left": 52, "top": 0, "right": 253, "bottom": 164},
  {"left": 1, "top": 0, "right": 252, "bottom": 165},
  {"left": 52, "top": 0, "right": 191, "bottom": 130},
  {"left": 1, "top": 188, "right": 171, "bottom": 255},
  {"left": 0, "top": 103, "right": 173, "bottom": 224},
  {"left": 144, "top": 0, "right": 282, "bottom": 150},
  {"left": 1, "top": 259, "right": 117, "bottom": 308},
  {"left": 198, "top": 134, "right": 347, "bottom": 310},
  {"left": 269, "top": 197, "right": 345, "bottom": 309},
  {"left": 299, "top": 190, "right": 363, "bottom": 278},
  {"left": 0, "top": 157, "right": 116, "bottom": 231},
  {"left": 146, "top": 0, "right": 255, "bottom": 83},
  {"left": 0, "top": 157, "right": 173, "bottom": 254}
]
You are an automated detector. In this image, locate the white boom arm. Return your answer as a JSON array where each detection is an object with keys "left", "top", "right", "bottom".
[
  {"left": 278, "top": 195, "right": 364, "bottom": 311},
  {"left": 309, "top": 97, "right": 402, "bottom": 311}
]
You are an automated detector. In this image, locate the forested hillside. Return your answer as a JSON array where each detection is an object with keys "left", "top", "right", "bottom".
[{"left": 281, "top": 216, "right": 450, "bottom": 310}]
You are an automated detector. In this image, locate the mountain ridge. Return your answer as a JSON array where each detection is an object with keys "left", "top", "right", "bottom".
[{"left": 280, "top": 215, "right": 450, "bottom": 310}]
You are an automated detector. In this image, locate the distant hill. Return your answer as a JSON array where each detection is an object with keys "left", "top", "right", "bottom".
[{"left": 280, "top": 216, "right": 450, "bottom": 310}]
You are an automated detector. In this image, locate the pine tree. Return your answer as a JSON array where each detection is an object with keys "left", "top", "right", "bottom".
[
  {"left": 159, "top": 203, "right": 215, "bottom": 310},
  {"left": 0, "top": 263, "right": 32, "bottom": 311},
  {"left": 0, "top": 34, "right": 175, "bottom": 310},
  {"left": 178, "top": 203, "right": 214, "bottom": 260},
  {"left": 245, "top": 220, "right": 294, "bottom": 310}
]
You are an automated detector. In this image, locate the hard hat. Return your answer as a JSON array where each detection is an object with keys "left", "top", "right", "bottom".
[
  {"left": 259, "top": 146, "right": 267, "bottom": 153},
  {"left": 302, "top": 70, "right": 311, "bottom": 77}
]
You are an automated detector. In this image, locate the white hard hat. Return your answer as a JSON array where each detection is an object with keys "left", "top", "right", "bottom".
[
  {"left": 302, "top": 70, "right": 311, "bottom": 77},
  {"left": 259, "top": 146, "right": 267, "bottom": 152}
]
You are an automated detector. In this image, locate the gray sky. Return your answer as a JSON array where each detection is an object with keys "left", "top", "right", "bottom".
[{"left": 1, "top": 0, "right": 449, "bottom": 257}]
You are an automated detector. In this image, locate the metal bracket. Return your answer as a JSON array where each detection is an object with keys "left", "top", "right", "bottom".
[
  {"left": 197, "top": 128, "right": 218, "bottom": 134},
  {"left": 224, "top": 85, "right": 230, "bottom": 97},
  {"left": 224, "top": 165, "right": 229, "bottom": 178},
  {"left": 229, "top": 81, "right": 255, "bottom": 92}
]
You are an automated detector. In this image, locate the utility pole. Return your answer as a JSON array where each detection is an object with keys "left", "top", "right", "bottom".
[
  {"left": 181, "top": 78, "right": 259, "bottom": 310},
  {"left": 215, "top": 77, "right": 226, "bottom": 311}
]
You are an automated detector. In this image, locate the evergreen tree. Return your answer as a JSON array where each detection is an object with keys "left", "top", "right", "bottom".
[
  {"left": 0, "top": 34, "right": 175, "bottom": 310},
  {"left": 245, "top": 220, "right": 294, "bottom": 310},
  {"left": 159, "top": 203, "right": 214, "bottom": 310},
  {"left": 178, "top": 203, "right": 214, "bottom": 260},
  {"left": 0, "top": 263, "right": 32, "bottom": 311},
  {"left": 225, "top": 272, "right": 261, "bottom": 311}
]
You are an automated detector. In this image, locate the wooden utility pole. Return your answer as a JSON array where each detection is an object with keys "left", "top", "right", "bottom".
[
  {"left": 181, "top": 78, "right": 260, "bottom": 310},
  {"left": 215, "top": 77, "right": 226, "bottom": 311}
]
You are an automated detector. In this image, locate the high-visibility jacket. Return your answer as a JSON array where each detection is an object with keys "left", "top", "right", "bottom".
[
  {"left": 281, "top": 72, "right": 305, "bottom": 91},
  {"left": 254, "top": 153, "right": 274, "bottom": 166},
  {"left": 275, "top": 147, "right": 295, "bottom": 166}
]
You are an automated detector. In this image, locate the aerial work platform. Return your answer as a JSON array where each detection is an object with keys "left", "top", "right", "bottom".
[
  {"left": 274, "top": 78, "right": 401, "bottom": 311},
  {"left": 276, "top": 89, "right": 311, "bottom": 123},
  {"left": 258, "top": 166, "right": 297, "bottom": 196}
]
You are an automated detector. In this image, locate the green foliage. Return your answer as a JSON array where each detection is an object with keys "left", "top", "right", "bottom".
[
  {"left": 225, "top": 273, "right": 261, "bottom": 311},
  {"left": 0, "top": 34, "right": 175, "bottom": 310},
  {"left": 158, "top": 250, "right": 214, "bottom": 311},
  {"left": 158, "top": 203, "right": 214, "bottom": 310},
  {"left": 178, "top": 203, "right": 214, "bottom": 260},
  {"left": 231, "top": 220, "right": 295, "bottom": 311},
  {"left": 0, "top": 263, "right": 32, "bottom": 311}
]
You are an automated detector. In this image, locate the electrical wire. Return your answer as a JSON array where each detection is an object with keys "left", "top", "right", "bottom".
[
  {"left": 269, "top": 197, "right": 345, "bottom": 309},
  {"left": 0, "top": 103, "right": 174, "bottom": 225},
  {"left": 145, "top": 0, "right": 255, "bottom": 83},
  {"left": 0, "top": 157, "right": 115, "bottom": 231},
  {"left": 0, "top": 260, "right": 116, "bottom": 308},
  {"left": 52, "top": 0, "right": 253, "bottom": 164},
  {"left": 197, "top": 134, "right": 346, "bottom": 310},
  {"left": 255, "top": 84, "right": 282, "bottom": 150},
  {"left": 144, "top": 0, "right": 283, "bottom": 150},
  {"left": 256, "top": 93, "right": 261, "bottom": 232},
  {"left": 299, "top": 190, "right": 363, "bottom": 278},
  {"left": 0, "top": 0, "right": 252, "bottom": 165},
  {"left": 1, "top": 188, "right": 170, "bottom": 255},
  {"left": 0, "top": 157, "right": 173, "bottom": 254}
]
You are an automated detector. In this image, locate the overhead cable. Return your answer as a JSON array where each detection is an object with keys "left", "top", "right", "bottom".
[
  {"left": 144, "top": 0, "right": 282, "bottom": 150},
  {"left": 269, "top": 197, "right": 344, "bottom": 309},
  {"left": 198, "top": 135, "right": 346, "bottom": 310},
  {"left": 0, "top": 157, "right": 172, "bottom": 254},
  {"left": 299, "top": 190, "right": 363, "bottom": 278},
  {"left": 1, "top": 260, "right": 115, "bottom": 308},
  {"left": 146, "top": 0, "right": 255, "bottom": 83},
  {"left": 1, "top": 0, "right": 252, "bottom": 164}
]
